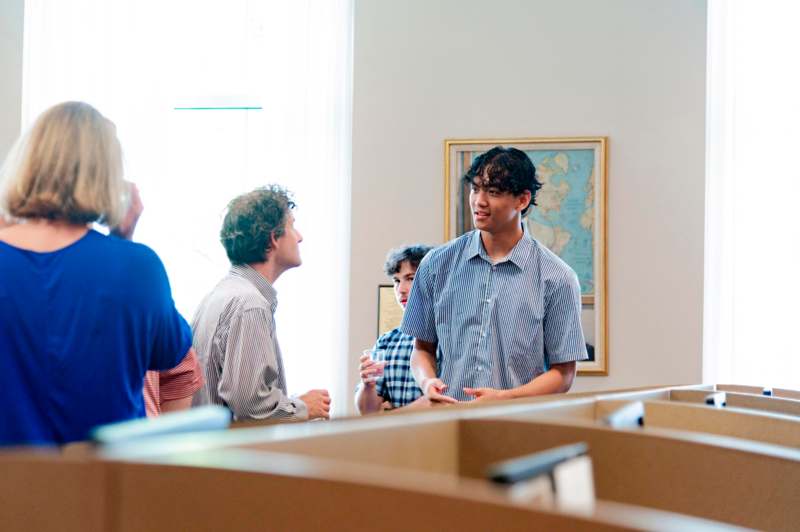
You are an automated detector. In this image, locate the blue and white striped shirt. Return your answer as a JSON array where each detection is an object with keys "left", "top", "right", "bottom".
[{"left": 401, "top": 230, "right": 587, "bottom": 401}]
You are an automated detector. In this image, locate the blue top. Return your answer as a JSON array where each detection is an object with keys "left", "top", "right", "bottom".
[
  {"left": 0, "top": 229, "right": 192, "bottom": 445},
  {"left": 370, "top": 328, "right": 422, "bottom": 408},
  {"left": 401, "top": 230, "right": 587, "bottom": 401}
]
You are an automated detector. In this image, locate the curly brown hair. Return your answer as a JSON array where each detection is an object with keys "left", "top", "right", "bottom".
[
  {"left": 220, "top": 185, "right": 296, "bottom": 265},
  {"left": 383, "top": 244, "right": 434, "bottom": 276}
]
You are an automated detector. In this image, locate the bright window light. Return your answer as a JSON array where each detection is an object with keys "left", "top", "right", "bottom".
[
  {"left": 21, "top": 0, "right": 353, "bottom": 414},
  {"left": 705, "top": 0, "right": 800, "bottom": 389}
]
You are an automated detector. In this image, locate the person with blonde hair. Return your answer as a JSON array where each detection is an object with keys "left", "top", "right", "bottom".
[{"left": 0, "top": 101, "right": 195, "bottom": 445}]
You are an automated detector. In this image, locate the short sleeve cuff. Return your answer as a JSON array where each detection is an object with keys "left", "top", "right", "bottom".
[
  {"left": 399, "top": 322, "right": 437, "bottom": 343},
  {"left": 549, "top": 351, "right": 590, "bottom": 365}
]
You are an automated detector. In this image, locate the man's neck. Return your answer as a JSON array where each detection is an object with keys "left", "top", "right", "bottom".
[
  {"left": 479, "top": 223, "right": 524, "bottom": 262},
  {"left": 250, "top": 260, "right": 284, "bottom": 285}
]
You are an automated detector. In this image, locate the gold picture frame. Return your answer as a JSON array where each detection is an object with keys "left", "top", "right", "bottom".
[
  {"left": 445, "top": 137, "right": 608, "bottom": 376},
  {"left": 377, "top": 284, "right": 403, "bottom": 337}
]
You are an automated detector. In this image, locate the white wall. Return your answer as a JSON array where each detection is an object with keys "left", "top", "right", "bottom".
[
  {"left": 349, "top": 0, "right": 707, "bottom": 398},
  {"left": 0, "top": 0, "right": 23, "bottom": 158}
]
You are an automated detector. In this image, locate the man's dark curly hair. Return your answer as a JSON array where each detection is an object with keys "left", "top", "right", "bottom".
[
  {"left": 461, "top": 146, "right": 542, "bottom": 216},
  {"left": 383, "top": 244, "right": 434, "bottom": 277},
  {"left": 220, "top": 185, "right": 296, "bottom": 265}
]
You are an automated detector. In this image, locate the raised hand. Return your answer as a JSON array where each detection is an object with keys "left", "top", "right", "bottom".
[
  {"left": 359, "top": 352, "right": 387, "bottom": 386},
  {"left": 111, "top": 181, "right": 143, "bottom": 240}
]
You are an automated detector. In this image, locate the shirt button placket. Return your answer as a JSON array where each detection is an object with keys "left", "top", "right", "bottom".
[
  {"left": 480, "top": 265, "right": 492, "bottom": 339},
  {"left": 478, "top": 263, "right": 494, "bottom": 381}
]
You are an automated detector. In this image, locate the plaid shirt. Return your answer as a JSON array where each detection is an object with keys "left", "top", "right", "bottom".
[{"left": 372, "top": 328, "right": 422, "bottom": 408}]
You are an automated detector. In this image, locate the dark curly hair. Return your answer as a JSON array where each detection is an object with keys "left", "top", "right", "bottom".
[
  {"left": 220, "top": 185, "right": 296, "bottom": 265},
  {"left": 383, "top": 244, "right": 434, "bottom": 276},
  {"left": 461, "top": 146, "right": 542, "bottom": 216}
]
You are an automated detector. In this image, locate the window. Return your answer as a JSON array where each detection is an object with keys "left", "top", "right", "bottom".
[
  {"left": 22, "top": 0, "right": 354, "bottom": 412},
  {"left": 705, "top": 0, "right": 800, "bottom": 388}
]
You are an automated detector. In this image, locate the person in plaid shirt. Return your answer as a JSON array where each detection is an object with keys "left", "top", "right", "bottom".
[{"left": 355, "top": 244, "right": 433, "bottom": 414}]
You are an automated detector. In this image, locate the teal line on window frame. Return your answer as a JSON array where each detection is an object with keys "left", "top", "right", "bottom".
[{"left": 173, "top": 106, "right": 263, "bottom": 110}]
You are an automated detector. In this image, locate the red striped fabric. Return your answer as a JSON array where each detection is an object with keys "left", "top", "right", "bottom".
[{"left": 143, "top": 349, "right": 204, "bottom": 417}]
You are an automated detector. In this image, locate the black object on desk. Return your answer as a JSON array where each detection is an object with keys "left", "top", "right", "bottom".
[
  {"left": 705, "top": 392, "right": 727, "bottom": 408},
  {"left": 487, "top": 442, "right": 589, "bottom": 486}
]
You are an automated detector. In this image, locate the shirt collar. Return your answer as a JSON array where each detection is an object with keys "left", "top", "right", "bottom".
[
  {"left": 466, "top": 230, "right": 484, "bottom": 260},
  {"left": 506, "top": 233, "right": 533, "bottom": 270},
  {"left": 467, "top": 227, "right": 532, "bottom": 271},
  {"left": 230, "top": 264, "right": 278, "bottom": 310}
]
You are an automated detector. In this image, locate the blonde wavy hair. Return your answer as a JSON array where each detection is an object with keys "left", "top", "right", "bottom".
[{"left": 0, "top": 101, "right": 126, "bottom": 227}]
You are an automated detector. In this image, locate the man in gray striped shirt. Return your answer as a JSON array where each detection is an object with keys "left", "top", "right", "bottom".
[
  {"left": 191, "top": 186, "right": 331, "bottom": 421},
  {"left": 402, "top": 147, "right": 588, "bottom": 403}
]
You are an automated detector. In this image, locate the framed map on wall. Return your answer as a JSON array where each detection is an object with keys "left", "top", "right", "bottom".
[{"left": 445, "top": 137, "right": 608, "bottom": 375}]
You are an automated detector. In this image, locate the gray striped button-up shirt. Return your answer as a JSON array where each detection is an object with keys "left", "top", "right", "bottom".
[
  {"left": 401, "top": 230, "right": 587, "bottom": 401},
  {"left": 191, "top": 265, "right": 308, "bottom": 420}
]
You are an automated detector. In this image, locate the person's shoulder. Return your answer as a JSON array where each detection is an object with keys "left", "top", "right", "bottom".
[
  {"left": 375, "top": 327, "right": 400, "bottom": 345},
  {"left": 530, "top": 237, "right": 571, "bottom": 271},
  {"left": 77, "top": 231, "right": 169, "bottom": 286},
  {"left": 193, "top": 278, "right": 271, "bottom": 338},
  {"left": 375, "top": 327, "right": 415, "bottom": 351},
  {"left": 93, "top": 231, "right": 163, "bottom": 267},
  {"left": 437, "top": 231, "right": 474, "bottom": 255},
  {"left": 529, "top": 236, "right": 578, "bottom": 285},
  {"left": 204, "top": 273, "right": 271, "bottom": 314},
  {"left": 377, "top": 327, "right": 410, "bottom": 343},
  {"left": 421, "top": 232, "right": 473, "bottom": 268},
  {"left": 78, "top": 233, "right": 176, "bottom": 307}
]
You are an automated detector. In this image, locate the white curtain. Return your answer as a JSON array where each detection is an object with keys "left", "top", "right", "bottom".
[
  {"left": 704, "top": 0, "right": 800, "bottom": 388},
  {"left": 22, "top": 0, "right": 353, "bottom": 414}
]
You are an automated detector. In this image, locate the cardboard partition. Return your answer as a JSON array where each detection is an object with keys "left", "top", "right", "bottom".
[
  {"left": 670, "top": 389, "right": 800, "bottom": 417},
  {"left": 594, "top": 397, "right": 800, "bottom": 448},
  {"left": 0, "top": 444, "right": 746, "bottom": 532},
  {"left": 594, "top": 388, "right": 676, "bottom": 403},
  {"left": 107, "top": 449, "right": 746, "bottom": 532},
  {"left": 138, "top": 412, "right": 797, "bottom": 530},
  {"left": 0, "top": 452, "right": 109, "bottom": 532},
  {"left": 716, "top": 384, "right": 800, "bottom": 401},
  {"left": 487, "top": 398, "right": 598, "bottom": 423},
  {"left": 229, "top": 397, "right": 614, "bottom": 472},
  {"left": 490, "top": 397, "right": 645, "bottom": 428},
  {"left": 493, "top": 394, "right": 800, "bottom": 445},
  {"left": 642, "top": 400, "right": 800, "bottom": 448},
  {"left": 238, "top": 419, "right": 461, "bottom": 475},
  {"left": 457, "top": 418, "right": 800, "bottom": 531},
  {"left": 225, "top": 398, "right": 613, "bottom": 474}
]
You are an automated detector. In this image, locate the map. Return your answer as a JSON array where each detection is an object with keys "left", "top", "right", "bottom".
[{"left": 524, "top": 149, "right": 595, "bottom": 296}]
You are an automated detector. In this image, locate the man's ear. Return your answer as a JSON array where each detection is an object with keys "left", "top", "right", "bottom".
[
  {"left": 517, "top": 190, "right": 532, "bottom": 212},
  {"left": 269, "top": 230, "right": 280, "bottom": 252}
]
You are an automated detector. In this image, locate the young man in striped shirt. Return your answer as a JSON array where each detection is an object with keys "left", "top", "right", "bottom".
[
  {"left": 402, "top": 147, "right": 588, "bottom": 404},
  {"left": 191, "top": 186, "right": 331, "bottom": 421},
  {"left": 355, "top": 244, "right": 433, "bottom": 414}
]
